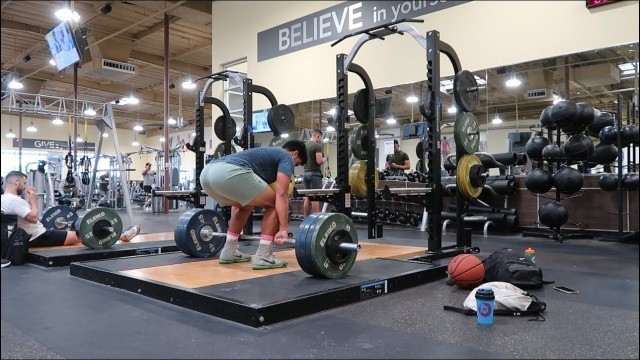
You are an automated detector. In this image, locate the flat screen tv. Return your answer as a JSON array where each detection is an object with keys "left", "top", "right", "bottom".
[
  {"left": 402, "top": 123, "right": 415, "bottom": 140},
  {"left": 45, "top": 21, "right": 83, "bottom": 72},
  {"left": 415, "top": 122, "right": 428, "bottom": 137},
  {"left": 252, "top": 109, "right": 271, "bottom": 133}
]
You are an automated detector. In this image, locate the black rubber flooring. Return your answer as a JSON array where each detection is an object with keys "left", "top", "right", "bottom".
[{"left": 1, "top": 206, "right": 638, "bottom": 359}]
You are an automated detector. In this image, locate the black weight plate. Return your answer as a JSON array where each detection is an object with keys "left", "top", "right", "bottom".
[
  {"left": 416, "top": 140, "right": 426, "bottom": 159},
  {"left": 352, "top": 88, "right": 370, "bottom": 124},
  {"left": 267, "top": 104, "right": 295, "bottom": 136},
  {"left": 174, "top": 209, "right": 227, "bottom": 258},
  {"left": 294, "top": 212, "right": 327, "bottom": 276},
  {"left": 41, "top": 205, "right": 78, "bottom": 230},
  {"left": 453, "top": 112, "right": 480, "bottom": 155},
  {"left": 419, "top": 90, "right": 434, "bottom": 120},
  {"left": 297, "top": 212, "right": 358, "bottom": 279},
  {"left": 213, "top": 142, "right": 237, "bottom": 159},
  {"left": 75, "top": 207, "right": 122, "bottom": 250},
  {"left": 453, "top": 70, "right": 478, "bottom": 113},
  {"left": 214, "top": 115, "right": 231, "bottom": 141},
  {"left": 350, "top": 124, "right": 368, "bottom": 160}
]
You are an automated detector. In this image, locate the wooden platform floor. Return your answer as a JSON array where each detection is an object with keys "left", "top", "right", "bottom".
[
  {"left": 121, "top": 242, "right": 427, "bottom": 288},
  {"left": 28, "top": 232, "right": 175, "bottom": 252}
]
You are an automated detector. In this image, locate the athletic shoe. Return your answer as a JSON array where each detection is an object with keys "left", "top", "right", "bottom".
[
  {"left": 122, "top": 225, "right": 141, "bottom": 242},
  {"left": 252, "top": 250, "right": 287, "bottom": 270},
  {"left": 1, "top": 259, "right": 11, "bottom": 268},
  {"left": 219, "top": 249, "right": 252, "bottom": 264}
]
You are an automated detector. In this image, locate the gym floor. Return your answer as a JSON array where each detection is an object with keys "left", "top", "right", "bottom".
[{"left": 1, "top": 206, "right": 638, "bottom": 359}]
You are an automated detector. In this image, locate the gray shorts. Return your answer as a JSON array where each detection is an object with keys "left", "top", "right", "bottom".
[
  {"left": 303, "top": 171, "right": 323, "bottom": 190},
  {"left": 200, "top": 162, "right": 268, "bottom": 206}
]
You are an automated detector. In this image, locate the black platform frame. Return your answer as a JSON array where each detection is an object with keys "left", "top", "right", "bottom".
[
  {"left": 70, "top": 253, "right": 447, "bottom": 328},
  {"left": 28, "top": 240, "right": 179, "bottom": 267}
]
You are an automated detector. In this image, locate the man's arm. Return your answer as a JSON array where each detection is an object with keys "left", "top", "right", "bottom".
[
  {"left": 315, "top": 151, "right": 325, "bottom": 165},
  {"left": 274, "top": 172, "right": 291, "bottom": 241},
  {"left": 23, "top": 187, "right": 40, "bottom": 223}
]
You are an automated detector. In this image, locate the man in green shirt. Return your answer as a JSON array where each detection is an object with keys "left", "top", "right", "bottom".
[
  {"left": 385, "top": 139, "right": 410, "bottom": 172},
  {"left": 303, "top": 129, "right": 326, "bottom": 216}
]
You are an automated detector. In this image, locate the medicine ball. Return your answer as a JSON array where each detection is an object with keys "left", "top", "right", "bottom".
[
  {"left": 525, "top": 168, "right": 554, "bottom": 194},
  {"left": 622, "top": 173, "right": 639, "bottom": 191},
  {"left": 587, "top": 111, "right": 615, "bottom": 136},
  {"left": 525, "top": 132, "right": 550, "bottom": 161},
  {"left": 621, "top": 124, "right": 639, "bottom": 145},
  {"left": 538, "top": 201, "right": 569, "bottom": 228},
  {"left": 599, "top": 126, "right": 618, "bottom": 145},
  {"left": 598, "top": 173, "right": 618, "bottom": 191},
  {"left": 540, "top": 105, "right": 556, "bottom": 129},
  {"left": 553, "top": 166, "right": 583, "bottom": 194},
  {"left": 591, "top": 144, "right": 618, "bottom": 165},
  {"left": 541, "top": 144, "right": 564, "bottom": 161},
  {"left": 562, "top": 134, "right": 594, "bottom": 161},
  {"left": 550, "top": 100, "right": 578, "bottom": 129},
  {"left": 561, "top": 102, "right": 594, "bottom": 134}
]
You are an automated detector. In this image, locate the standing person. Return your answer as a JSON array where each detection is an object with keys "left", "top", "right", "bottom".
[
  {"left": 385, "top": 139, "right": 411, "bottom": 172},
  {"left": 200, "top": 140, "right": 307, "bottom": 270},
  {"left": 98, "top": 170, "right": 110, "bottom": 202},
  {"left": 1, "top": 171, "right": 140, "bottom": 248},
  {"left": 141, "top": 163, "right": 156, "bottom": 211},
  {"left": 303, "top": 129, "right": 326, "bottom": 216}
]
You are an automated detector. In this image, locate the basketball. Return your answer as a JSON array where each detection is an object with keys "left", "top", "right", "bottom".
[{"left": 447, "top": 254, "right": 485, "bottom": 289}]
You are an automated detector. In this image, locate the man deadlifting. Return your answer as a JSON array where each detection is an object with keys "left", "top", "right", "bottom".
[{"left": 200, "top": 140, "right": 307, "bottom": 270}]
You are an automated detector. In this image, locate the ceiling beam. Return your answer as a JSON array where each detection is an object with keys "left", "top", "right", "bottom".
[
  {"left": 133, "top": 15, "right": 181, "bottom": 43},
  {"left": 130, "top": 50, "right": 210, "bottom": 77}
]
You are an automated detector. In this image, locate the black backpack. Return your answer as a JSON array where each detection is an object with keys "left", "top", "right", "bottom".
[{"left": 483, "top": 248, "right": 553, "bottom": 289}]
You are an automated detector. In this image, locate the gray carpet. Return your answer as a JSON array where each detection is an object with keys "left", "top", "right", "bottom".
[{"left": 1, "top": 206, "right": 638, "bottom": 359}]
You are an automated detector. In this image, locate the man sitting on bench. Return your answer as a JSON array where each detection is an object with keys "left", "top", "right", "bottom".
[{"left": 1, "top": 171, "right": 140, "bottom": 248}]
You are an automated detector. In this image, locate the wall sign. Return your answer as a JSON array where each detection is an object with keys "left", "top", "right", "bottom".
[
  {"left": 13, "top": 138, "right": 96, "bottom": 151},
  {"left": 257, "top": 0, "right": 469, "bottom": 62}
]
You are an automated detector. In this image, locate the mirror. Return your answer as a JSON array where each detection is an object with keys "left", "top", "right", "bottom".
[{"left": 286, "top": 41, "right": 637, "bottom": 139}]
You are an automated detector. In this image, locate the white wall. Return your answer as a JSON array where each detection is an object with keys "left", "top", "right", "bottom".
[{"left": 211, "top": 1, "right": 639, "bottom": 106}]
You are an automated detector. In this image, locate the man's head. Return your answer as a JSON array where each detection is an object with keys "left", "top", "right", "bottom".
[
  {"left": 5, "top": 171, "right": 28, "bottom": 196},
  {"left": 394, "top": 139, "right": 400, "bottom": 152},
  {"left": 311, "top": 129, "right": 323, "bottom": 141},
  {"left": 282, "top": 140, "right": 307, "bottom": 166}
]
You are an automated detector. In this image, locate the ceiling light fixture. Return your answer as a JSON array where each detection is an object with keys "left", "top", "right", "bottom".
[
  {"left": 5, "top": 128, "right": 16, "bottom": 139},
  {"left": 386, "top": 114, "right": 396, "bottom": 125},
  {"left": 52, "top": 117, "right": 64, "bottom": 125},
  {"left": 8, "top": 77, "right": 23, "bottom": 90},
  {"left": 133, "top": 124, "right": 144, "bottom": 132},
  {"left": 447, "top": 106, "right": 457, "bottom": 114},
  {"left": 49, "top": 59, "right": 56, "bottom": 66},
  {"left": 492, "top": 109, "right": 503, "bottom": 125},
  {"left": 55, "top": 8, "right": 80, "bottom": 22},
  {"left": 84, "top": 108, "right": 96, "bottom": 116},
  {"left": 326, "top": 125, "right": 335, "bottom": 132},
  {"left": 102, "top": 133, "right": 109, "bottom": 138},
  {"left": 406, "top": 95, "right": 419, "bottom": 103},
  {"left": 26, "top": 121, "right": 37, "bottom": 132},
  {"left": 505, "top": 74, "right": 522, "bottom": 87},
  {"left": 76, "top": 136, "right": 84, "bottom": 143},
  {"left": 168, "top": 116, "right": 177, "bottom": 125},
  {"left": 281, "top": 133, "right": 290, "bottom": 138},
  {"left": 132, "top": 137, "right": 140, "bottom": 147},
  {"left": 159, "top": 136, "right": 165, "bottom": 142}
]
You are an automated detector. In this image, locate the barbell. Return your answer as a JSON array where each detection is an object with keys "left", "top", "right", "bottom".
[
  {"left": 174, "top": 209, "right": 360, "bottom": 279},
  {"left": 41, "top": 205, "right": 124, "bottom": 250}
]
